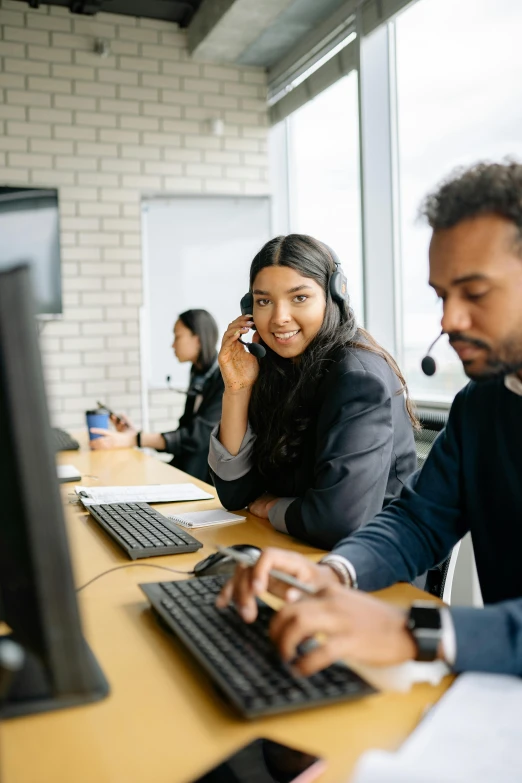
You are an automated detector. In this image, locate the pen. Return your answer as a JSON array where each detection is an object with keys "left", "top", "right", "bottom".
[{"left": 216, "top": 545, "right": 318, "bottom": 596}]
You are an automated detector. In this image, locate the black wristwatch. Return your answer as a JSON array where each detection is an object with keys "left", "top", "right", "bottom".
[
  {"left": 136, "top": 431, "right": 142, "bottom": 448},
  {"left": 406, "top": 601, "right": 442, "bottom": 661}
]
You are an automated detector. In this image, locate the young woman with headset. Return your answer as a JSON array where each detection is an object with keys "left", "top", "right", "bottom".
[
  {"left": 208, "top": 235, "right": 418, "bottom": 550},
  {"left": 90, "top": 309, "right": 223, "bottom": 483}
]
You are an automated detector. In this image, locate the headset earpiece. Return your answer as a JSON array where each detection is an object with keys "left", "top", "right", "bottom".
[
  {"left": 238, "top": 290, "right": 265, "bottom": 358},
  {"left": 329, "top": 265, "right": 348, "bottom": 305},
  {"left": 240, "top": 292, "right": 254, "bottom": 316},
  {"left": 323, "top": 244, "right": 349, "bottom": 307}
]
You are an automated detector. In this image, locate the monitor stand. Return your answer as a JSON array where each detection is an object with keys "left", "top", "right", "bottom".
[{"left": 0, "top": 634, "right": 109, "bottom": 719}]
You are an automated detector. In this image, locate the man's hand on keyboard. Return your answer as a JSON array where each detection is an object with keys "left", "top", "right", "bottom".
[
  {"left": 270, "top": 583, "right": 417, "bottom": 675},
  {"left": 216, "top": 547, "right": 341, "bottom": 623}
]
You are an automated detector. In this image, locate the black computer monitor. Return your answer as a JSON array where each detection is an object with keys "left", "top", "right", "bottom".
[
  {"left": 0, "top": 262, "right": 109, "bottom": 718},
  {"left": 0, "top": 187, "right": 62, "bottom": 318}
]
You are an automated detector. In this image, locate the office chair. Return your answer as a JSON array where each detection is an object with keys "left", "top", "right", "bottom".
[
  {"left": 441, "top": 541, "right": 462, "bottom": 604},
  {"left": 415, "top": 409, "right": 454, "bottom": 600},
  {"left": 414, "top": 409, "right": 447, "bottom": 470},
  {"left": 424, "top": 542, "right": 466, "bottom": 602}
]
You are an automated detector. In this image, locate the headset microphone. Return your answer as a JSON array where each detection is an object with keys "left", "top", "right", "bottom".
[
  {"left": 238, "top": 337, "right": 266, "bottom": 359},
  {"left": 421, "top": 331, "right": 444, "bottom": 376},
  {"left": 166, "top": 357, "right": 220, "bottom": 393},
  {"left": 166, "top": 375, "right": 190, "bottom": 394}
]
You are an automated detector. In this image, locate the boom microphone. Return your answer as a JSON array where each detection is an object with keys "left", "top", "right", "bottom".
[
  {"left": 165, "top": 375, "right": 190, "bottom": 394},
  {"left": 238, "top": 337, "right": 266, "bottom": 359},
  {"left": 421, "top": 331, "right": 444, "bottom": 376}
]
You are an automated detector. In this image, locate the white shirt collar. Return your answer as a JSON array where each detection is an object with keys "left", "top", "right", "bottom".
[{"left": 504, "top": 374, "right": 522, "bottom": 396}]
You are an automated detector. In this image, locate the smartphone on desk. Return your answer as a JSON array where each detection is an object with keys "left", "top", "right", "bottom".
[{"left": 190, "top": 738, "right": 325, "bottom": 783}]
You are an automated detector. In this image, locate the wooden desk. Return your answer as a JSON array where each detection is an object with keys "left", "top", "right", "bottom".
[{"left": 2, "top": 446, "right": 452, "bottom": 783}]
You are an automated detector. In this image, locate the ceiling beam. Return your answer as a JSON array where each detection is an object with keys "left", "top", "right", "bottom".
[
  {"left": 268, "top": 0, "right": 355, "bottom": 94},
  {"left": 188, "top": 0, "right": 295, "bottom": 62}
]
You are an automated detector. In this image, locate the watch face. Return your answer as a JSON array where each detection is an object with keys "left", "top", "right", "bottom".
[{"left": 412, "top": 606, "right": 441, "bottom": 629}]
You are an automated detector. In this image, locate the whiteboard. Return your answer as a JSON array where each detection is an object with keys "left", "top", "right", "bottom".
[{"left": 143, "top": 196, "right": 271, "bottom": 389}]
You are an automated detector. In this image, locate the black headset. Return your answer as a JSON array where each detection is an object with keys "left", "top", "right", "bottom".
[
  {"left": 166, "top": 358, "right": 219, "bottom": 395},
  {"left": 240, "top": 244, "right": 349, "bottom": 314},
  {"left": 239, "top": 243, "right": 349, "bottom": 359},
  {"left": 237, "top": 295, "right": 266, "bottom": 358},
  {"left": 324, "top": 244, "right": 349, "bottom": 308},
  {"left": 421, "top": 331, "right": 444, "bottom": 376}
]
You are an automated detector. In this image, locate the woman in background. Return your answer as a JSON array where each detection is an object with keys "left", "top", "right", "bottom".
[
  {"left": 91, "top": 309, "right": 223, "bottom": 483},
  {"left": 209, "top": 235, "right": 418, "bottom": 550}
]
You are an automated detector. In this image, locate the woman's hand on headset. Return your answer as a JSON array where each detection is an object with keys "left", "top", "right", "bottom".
[{"left": 218, "top": 314, "right": 261, "bottom": 393}]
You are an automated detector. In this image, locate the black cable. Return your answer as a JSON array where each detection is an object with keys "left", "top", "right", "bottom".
[{"left": 76, "top": 563, "right": 194, "bottom": 593}]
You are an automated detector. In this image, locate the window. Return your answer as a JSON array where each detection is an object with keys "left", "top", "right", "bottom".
[
  {"left": 286, "top": 72, "right": 364, "bottom": 319},
  {"left": 396, "top": 0, "right": 522, "bottom": 402}
]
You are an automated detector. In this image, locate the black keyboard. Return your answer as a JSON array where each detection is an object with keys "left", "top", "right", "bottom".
[
  {"left": 51, "top": 427, "right": 80, "bottom": 452},
  {"left": 87, "top": 502, "right": 202, "bottom": 560},
  {"left": 140, "top": 575, "right": 375, "bottom": 719}
]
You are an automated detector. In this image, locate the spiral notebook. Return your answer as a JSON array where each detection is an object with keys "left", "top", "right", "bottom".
[{"left": 167, "top": 508, "right": 246, "bottom": 529}]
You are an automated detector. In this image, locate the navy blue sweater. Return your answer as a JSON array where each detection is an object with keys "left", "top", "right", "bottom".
[{"left": 334, "top": 376, "right": 522, "bottom": 674}]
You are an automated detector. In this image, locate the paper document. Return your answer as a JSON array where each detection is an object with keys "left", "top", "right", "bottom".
[
  {"left": 167, "top": 508, "right": 245, "bottom": 528},
  {"left": 75, "top": 483, "right": 213, "bottom": 506},
  {"left": 351, "top": 672, "right": 522, "bottom": 783}
]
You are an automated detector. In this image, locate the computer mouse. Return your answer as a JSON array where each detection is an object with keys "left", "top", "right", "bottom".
[{"left": 194, "top": 544, "right": 261, "bottom": 578}]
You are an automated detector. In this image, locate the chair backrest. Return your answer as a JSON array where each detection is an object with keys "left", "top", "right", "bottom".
[
  {"left": 424, "top": 542, "right": 461, "bottom": 602},
  {"left": 441, "top": 541, "right": 462, "bottom": 604},
  {"left": 415, "top": 409, "right": 450, "bottom": 597},
  {"left": 414, "top": 428, "right": 440, "bottom": 469},
  {"left": 414, "top": 409, "right": 448, "bottom": 469}
]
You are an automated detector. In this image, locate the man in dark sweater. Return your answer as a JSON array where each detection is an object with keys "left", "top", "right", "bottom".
[{"left": 218, "top": 161, "right": 522, "bottom": 676}]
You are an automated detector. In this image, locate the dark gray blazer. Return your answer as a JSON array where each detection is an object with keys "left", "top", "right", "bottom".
[
  {"left": 162, "top": 366, "right": 224, "bottom": 484},
  {"left": 210, "top": 345, "right": 417, "bottom": 550}
]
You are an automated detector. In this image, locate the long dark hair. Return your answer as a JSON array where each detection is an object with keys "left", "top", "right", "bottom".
[
  {"left": 178, "top": 309, "right": 218, "bottom": 372},
  {"left": 248, "top": 235, "right": 418, "bottom": 475}
]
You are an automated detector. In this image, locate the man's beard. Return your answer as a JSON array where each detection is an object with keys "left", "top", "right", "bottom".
[{"left": 449, "top": 332, "right": 522, "bottom": 381}]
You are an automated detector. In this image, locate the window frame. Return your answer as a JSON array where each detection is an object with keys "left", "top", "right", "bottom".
[{"left": 269, "top": 0, "right": 455, "bottom": 411}]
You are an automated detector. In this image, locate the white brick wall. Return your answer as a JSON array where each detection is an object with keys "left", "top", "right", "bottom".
[{"left": 0, "top": 0, "right": 269, "bottom": 432}]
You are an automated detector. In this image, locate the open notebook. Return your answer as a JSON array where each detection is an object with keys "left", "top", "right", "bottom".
[{"left": 75, "top": 483, "right": 213, "bottom": 506}]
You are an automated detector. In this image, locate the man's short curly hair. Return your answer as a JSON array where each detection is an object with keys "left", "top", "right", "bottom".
[{"left": 420, "top": 161, "right": 522, "bottom": 242}]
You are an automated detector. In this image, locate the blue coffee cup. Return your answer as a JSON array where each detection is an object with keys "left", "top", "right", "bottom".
[{"left": 86, "top": 409, "right": 109, "bottom": 440}]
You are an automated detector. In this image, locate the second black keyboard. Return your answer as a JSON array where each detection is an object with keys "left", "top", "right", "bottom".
[
  {"left": 141, "top": 575, "right": 375, "bottom": 719},
  {"left": 51, "top": 426, "right": 80, "bottom": 452},
  {"left": 87, "top": 502, "right": 202, "bottom": 559}
]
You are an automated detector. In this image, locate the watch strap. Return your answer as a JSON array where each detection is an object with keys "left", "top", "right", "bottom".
[{"left": 407, "top": 602, "right": 442, "bottom": 662}]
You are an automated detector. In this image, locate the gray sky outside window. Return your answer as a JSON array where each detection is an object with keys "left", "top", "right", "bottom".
[
  {"left": 396, "top": 0, "right": 522, "bottom": 401},
  {"left": 286, "top": 72, "right": 363, "bottom": 321}
]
